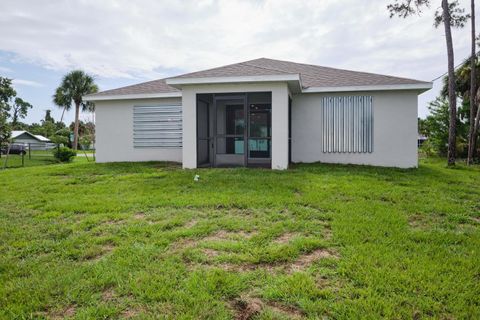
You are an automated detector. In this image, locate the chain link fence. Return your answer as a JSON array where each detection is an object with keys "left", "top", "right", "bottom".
[{"left": 1, "top": 142, "right": 58, "bottom": 169}]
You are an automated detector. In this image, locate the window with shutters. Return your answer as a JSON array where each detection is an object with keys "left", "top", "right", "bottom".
[
  {"left": 321, "top": 96, "right": 373, "bottom": 153},
  {"left": 133, "top": 105, "right": 182, "bottom": 148}
]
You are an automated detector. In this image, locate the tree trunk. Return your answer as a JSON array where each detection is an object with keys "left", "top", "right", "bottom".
[
  {"left": 474, "top": 88, "right": 480, "bottom": 157},
  {"left": 73, "top": 102, "right": 80, "bottom": 150},
  {"left": 12, "top": 111, "right": 18, "bottom": 128},
  {"left": 467, "top": 0, "right": 477, "bottom": 164},
  {"left": 60, "top": 106, "right": 67, "bottom": 123},
  {"left": 443, "top": 0, "right": 457, "bottom": 166}
]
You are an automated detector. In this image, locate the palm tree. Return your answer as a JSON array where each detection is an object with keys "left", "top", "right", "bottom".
[
  {"left": 441, "top": 55, "right": 480, "bottom": 159},
  {"left": 441, "top": 54, "right": 480, "bottom": 101},
  {"left": 53, "top": 70, "right": 98, "bottom": 150}
]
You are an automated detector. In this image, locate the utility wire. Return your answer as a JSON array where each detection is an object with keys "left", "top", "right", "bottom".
[{"left": 430, "top": 51, "right": 479, "bottom": 82}]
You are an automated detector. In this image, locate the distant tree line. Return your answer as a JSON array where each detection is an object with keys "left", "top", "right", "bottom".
[{"left": 0, "top": 75, "right": 97, "bottom": 150}]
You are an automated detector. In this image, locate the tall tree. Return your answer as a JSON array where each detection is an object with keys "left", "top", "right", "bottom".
[
  {"left": 388, "top": 0, "right": 469, "bottom": 166},
  {"left": 441, "top": 53, "right": 480, "bottom": 160},
  {"left": 44, "top": 109, "right": 54, "bottom": 123},
  {"left": 441, "top": 54, "right": 480, "bottom": 100},
  {"left": 0, "top": 77, "right": 16, "bottom": 148},
  {"left": 467, "top": 0, "right": 476, "bottom": 164},
  {"left": 53, "top": 70, "right": 98, "bottom": 150},
  {"left": 11, "top": 97, "right": 32, "bottom": 129}
]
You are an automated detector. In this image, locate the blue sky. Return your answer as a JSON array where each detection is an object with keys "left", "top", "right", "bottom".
[
  {"left": 0, "top": 0, "right": 475, "bottom": 125},
  {"left": 0, "top": 51, "right": 185, "bottom": 124}
]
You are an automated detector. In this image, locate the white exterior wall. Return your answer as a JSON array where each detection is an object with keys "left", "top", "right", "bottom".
[
  {"left": 182, "top": 82, "right": 290, "bottom": 169},
  {"left": 271, "top": 85, "right": 289, "bottom": 169},
  {"left": 291, "top": 90, "right": 419, "bottom": 168},
  {"left": 95, "top": 98, "right": 182, "bottom": 163},
  {"left": 13, "top": 137, "right": 43, "bottom": 145}
]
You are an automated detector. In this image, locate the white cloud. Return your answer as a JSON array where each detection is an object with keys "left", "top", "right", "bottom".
[
  {"left": 12, "top": 79, "right": 43, "bottom": 87},
  {"left": 0, "top": 0, "right": 474, "bottom": 116},
  {"left": 0, "top": 66, "right": 13, "bottom": 73}
]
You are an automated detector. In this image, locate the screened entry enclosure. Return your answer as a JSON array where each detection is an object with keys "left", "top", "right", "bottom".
[{"left": 197, "top": 92, "right": 272, "bottom": 167}]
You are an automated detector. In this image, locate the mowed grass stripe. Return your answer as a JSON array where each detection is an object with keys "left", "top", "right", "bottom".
[{"left": 0, "top": 158, "right": 479, "bottom": 319}]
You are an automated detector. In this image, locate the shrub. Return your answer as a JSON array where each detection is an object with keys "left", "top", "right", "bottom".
[
  {"left": 419, "top": 139, "right": 437, "bottom": 158},
  {"left": 53, "top": 147, "right": 76, "bottom": 162},
  {"left": 50, "top": 135, "right": 69, "bottom": 145}
]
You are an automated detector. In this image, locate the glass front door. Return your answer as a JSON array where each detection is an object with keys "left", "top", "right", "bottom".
[
  {"left": 214, "top": 97, "right": 246, "bottom": 167},
  {"left": 248, "top": 103, "right": 271, "bottom": 159},
  {"left": 211, "top": 93, "right": 271, "bottom": 167}
]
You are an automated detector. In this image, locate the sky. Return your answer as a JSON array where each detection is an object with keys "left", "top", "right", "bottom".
[{"left": 0, "top": 0, "right": 476, "bottom": 125}]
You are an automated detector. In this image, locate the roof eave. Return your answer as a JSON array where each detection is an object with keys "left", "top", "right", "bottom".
[
  {"left": 83, "top": 91, "right": 182, "bottom": 102},
  {"left": 302, "top": 83, "right": 433, "bottom": 94},
  {"left": 165, "top": 74, "right": 302, "bottom": 92},
  {"left": 11, "top": 130, "right": 43, "bottom": 141}
]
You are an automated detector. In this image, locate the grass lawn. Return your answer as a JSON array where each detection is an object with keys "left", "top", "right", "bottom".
[
  {"left": 1, "top": 151, "right": 57, "bottom": 169},
  {"left": 1, "top": 151, "right": 94, "bottom": 169},
  {"left": 0, "top": 158, "right": 479, "bottom": 319}
]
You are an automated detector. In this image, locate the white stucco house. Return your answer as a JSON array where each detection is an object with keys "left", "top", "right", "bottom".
[{"left": 84, "top": 58, "right": 432, "bottom": 169}]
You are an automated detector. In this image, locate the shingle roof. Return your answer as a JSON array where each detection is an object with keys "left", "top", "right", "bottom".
[
  {"left": 91, "top": 78, "right": 179, "bottom": 97},
  {"left": 241, "top": 58, "right": 429, "bottom": 87},
  {"left": 89, "top": 58, "right": 429, "bottom": 97},
  {"left": 171, "top": 59, "right": 290, "bottom": 79}
]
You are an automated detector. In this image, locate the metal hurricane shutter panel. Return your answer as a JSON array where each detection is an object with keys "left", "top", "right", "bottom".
[
  {"left": 321, "top": 96, "right": 373, "bottom": 153},
  {"left": 133, "top": 105, "right": 182, "bottom": 148}
]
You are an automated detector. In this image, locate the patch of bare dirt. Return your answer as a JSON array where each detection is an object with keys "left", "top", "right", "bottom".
[
  {"left": 408, "top": 215, "right": 427, "bottom": 229},
  {"left": 184, "top": 219, "right": 198, "bottom": 228},
  {"left": 272, "top": 232, "right": 300, "bottom": 244},
  {"left": 230, "top": 297, "right": 304, "bottom": 320},
  {"left": 230, "top": 297, "right": 263, "bottom": 320},
  {"left": 202, "top": 248, "right": 220, "bottom": 258},
  {"left": 48, "top": 305, "right": 76, "bottom": 319},
  {"left": 133, "top": 212, "right": 145, "bottom": 219},
  {"left": 289, "top": 249, "right": 338, "bottom": 272},
  {"left": 323, "top": 226, "right": 333, "bottom": 240},
  {"left": 102, "top": 244, "right": 116, "bottom": 253},
  {"left": 216, "top": 263, "right": 280, "bottom": 273},
  {"left": 103, "top": 219, "right": 125, "bottom": 226},
  {"left": 267, "top": 301, "right": 304, "bottom": 319},
  {"left": 121, "top": 309, "right": 140, "bottom": 319},
  {"left": 168, "top": 229, "right": 255, "bottom": 255},
  {"left": 102, "top": 288, "right": 115, "bottom": 302},
  {"left": 413, "top": 310, "right": 422, "bottom": 320},
  {"left": 190, "top": 247, "right": 338, "bottom": 274},
  {"left": 132, "top": 212, "right": 158, "bottom": 225},
  {"left": 203, "top": 230, "right": 256, "bottom": 242},
  {"left": 87, "top": 244, "right": 116, "bottom": 261},
  {"left": 315, "top": 275, "right": 332, "bottom": 289},
  {"left": 169, "top": 238, "right": 197, "bottom": 251},
  {"left": 471, "top": 216, "right": 480, "bottom": 223},
  {"left": 293, "top": 189, "right": 302, "bottom": 197}
]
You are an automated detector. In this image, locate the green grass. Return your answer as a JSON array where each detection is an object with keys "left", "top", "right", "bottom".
[
  {"left": 0, "top": 158, "right": 479, "bottom": 319},
  {"left": 1, "top": 152, "right": 93, "bottom": 169}
]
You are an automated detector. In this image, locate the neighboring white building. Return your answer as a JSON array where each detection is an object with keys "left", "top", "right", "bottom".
[
  {"left": 84, "top": 58, "right": 432, "bottom": 169},
  {"left": 11, "top": 131, "right": 53, "bottom": 150}
]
